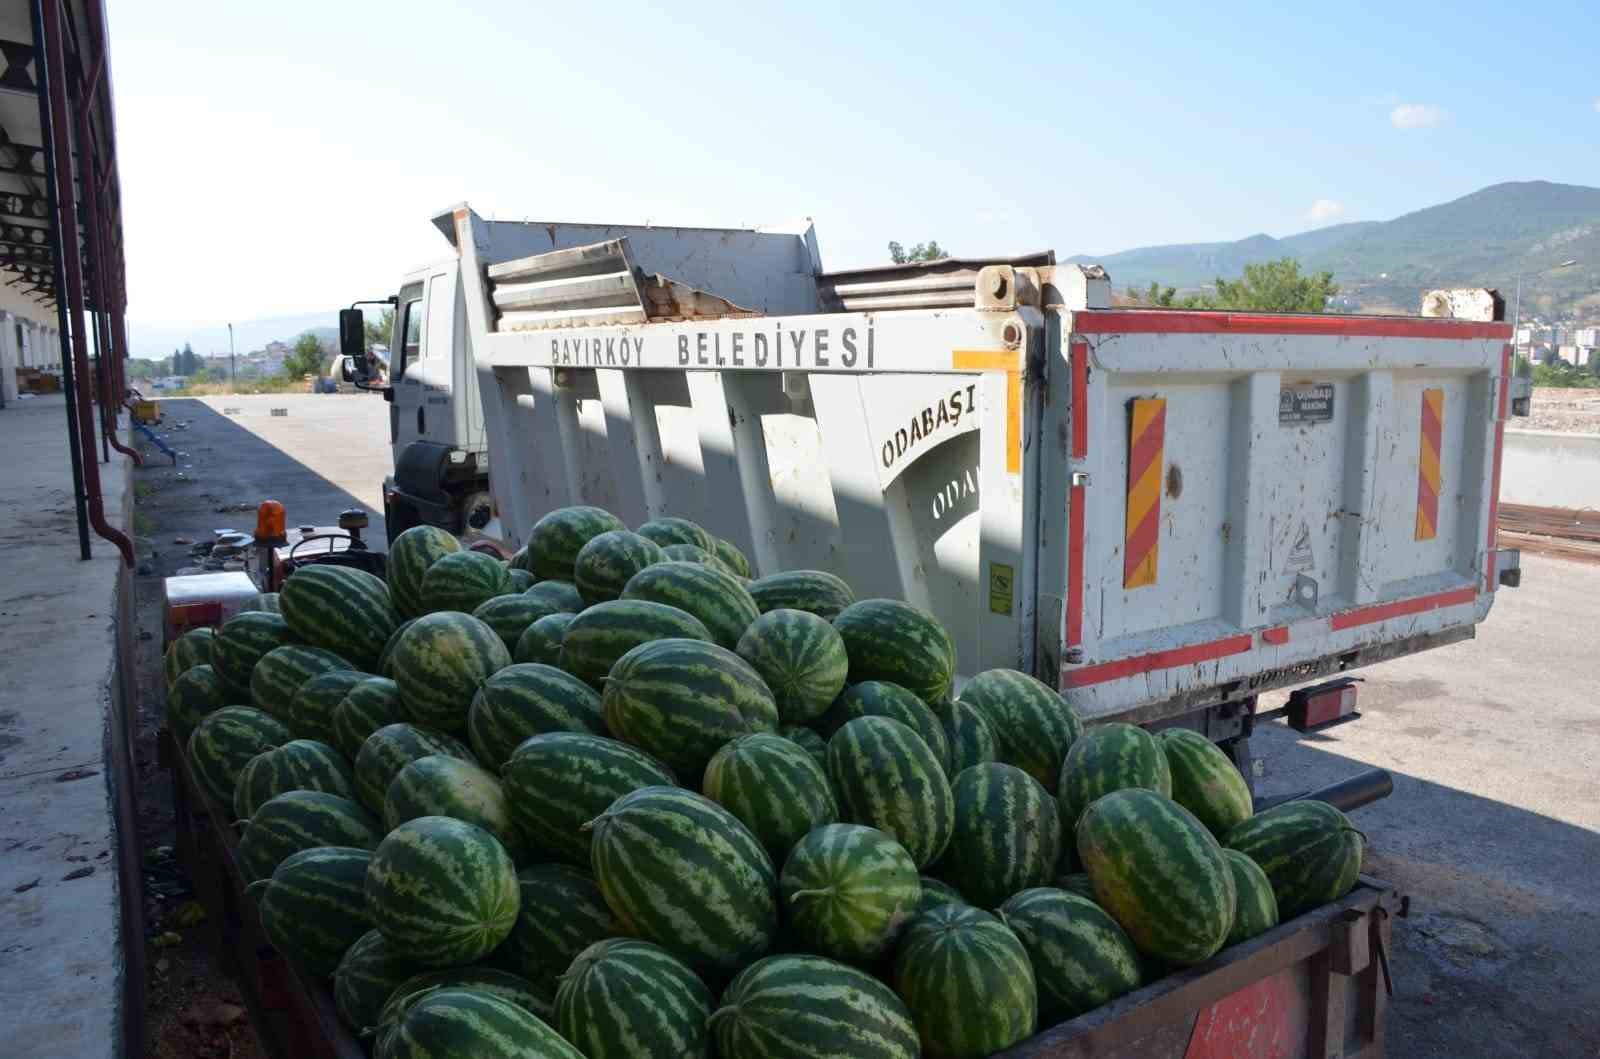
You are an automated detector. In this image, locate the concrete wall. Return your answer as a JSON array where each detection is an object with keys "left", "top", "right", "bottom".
[{"left": 1501, "top": 429, "right": 1600, "bottom": 510}]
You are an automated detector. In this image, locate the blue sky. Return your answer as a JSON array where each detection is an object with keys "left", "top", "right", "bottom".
[{"left": 110, "top": 0, "right": 1600, "bottom": 351}]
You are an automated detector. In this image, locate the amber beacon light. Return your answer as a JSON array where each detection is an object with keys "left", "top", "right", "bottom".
[{"left": 254, "top": 500, "right": 287, "bottom": 546}]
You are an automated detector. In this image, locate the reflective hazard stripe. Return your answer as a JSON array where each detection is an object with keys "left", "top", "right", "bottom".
[
  {"left": 1415, "top": 388, "right": 1443, "bottom": 541},
  {"left": 1123, "top": 397, "right": 1165, "bottom": 588}
]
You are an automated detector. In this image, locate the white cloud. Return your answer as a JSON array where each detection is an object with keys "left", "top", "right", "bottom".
[
  {"left": 1391, "top": 103, "right": 1445, "bottom": 129},
  {"left": 1305, "top": 199, "right": 1345, "bottom": 223}
]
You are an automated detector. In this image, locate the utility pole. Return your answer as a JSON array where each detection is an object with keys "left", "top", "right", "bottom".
[
  {"left": 228, "top": 322, "right": 236, "bottom": 388},
  {"left": 1511, "top": 259, "right": 1578, "bottom": 363}
]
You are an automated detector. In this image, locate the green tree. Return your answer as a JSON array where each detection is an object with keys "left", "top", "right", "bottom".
[
  {"left": 364, "top": 307, "right": 394, "bottom": 353},
  {"left": 1203, "top": 258, "right": 1337, "bottom": 312},
  {"left": 283, "top": 332, "right": 326, "bottom": 378},
  {"left": 888, "top": 240, "right": 947, "bottom": 264}
]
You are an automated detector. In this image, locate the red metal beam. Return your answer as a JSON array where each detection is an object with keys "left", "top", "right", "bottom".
[{"left": 1073, "top": 309, "right": 1512, "bottom": 342}]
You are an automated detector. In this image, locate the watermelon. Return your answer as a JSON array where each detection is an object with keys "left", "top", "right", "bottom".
[
  {"left": 241, "top": 591, "right": 281, "bottom": 614},
  {"left": 636, "top": 516, "right": 714, "bottom": 551},
  {"left": 501, "top": 732, "right": 675, "bottom": 866},
  {"left": 780, "top": 725, "right": 827, "bottom": 766},
  {"left": 233, "top": 738, "right": 358, "bottom": 820},
  {"left": 1077, "top": 789, "right": 1236, "bottom": 965},
  {"left": 736, "top": 609, "right": 850, "bottom": 725},
  {"left": 711, "top": 954, "right": 919, "bottom": 1059},
  {"left": 933, "top": 697, "right": 998, "bottom": 775},
  {"left": 383, "top": 754, "right": 529, "bottom": 863},
  {"left": 711, "top": 537, "right": 752, "bottom": 578},
  {"left": 575, "top": 530, "right": 665, "bottom": 606},
  {"left": 366, "top": 815, "right": 521, "bottom": 966},
  {"left": 1224, "top": 799, "right": 1363, "bottom": 920},
  {"left": 589, "top": 786, "right": 778, "bottom": 971},
  {"left": 279, "top": 564, "right": 398, "bottom": 671},
  {"left": 164, "top": 627, "right": 216, "bottom": 688},
  {"left": 747, "top": 570, "right": 855, "bottom": 620},
  {"left": 167, "top": 663, "right": 230, "bottom": 739},
  {"left": 832, "top": 599, "right": 956, "bottom": 705},
  {"left": 467, "top": 662, "right": 605, "bottom": 771},
  {"left": 1222, "top": 849, "right": 1279, "bottom": 945},
  {"left": 1159, "top": 729, "right": 1254, "bottom": 838},
  {"left": 1056, "top": 873, "right": 1097, "bottom": 902},
  {"left": 558, "top": 599, "right": 712, "bottom": 688},
  {"left": 703, "top": 733, "right": 838, "bottom": 862},
  {"left": 248, "top": 846, "right": 373, "bottom": 978},
  {"left": 997, "top": 887, "right": 1142, "bottom": 1024},
  {"left": 525, "top": 579, "right": 586, "bottom": 613},
  {"left": 505, "top": 568, "right": 535, "bottom": 593},
  {"left": 527, "top": 507, "right": 628, "bottom": 581},
  {"left": 420, "top": 549, "right": 511, "bottom": 614},
  {"left": 938, "top": 763, "right": 1062, "bottom": 909},
  {"left": 556, "top": 939, "right": 713, "bottom": 1059},
  {"left": 513, "top": 612, "right": 578, "bottom": 667},
  {"left": 334, "top": 929, "right": 426, "bottom": 1034},
  {"left": 826, "top": 716, "right": 953, "bottom": 869},
  {"left": 286, "top": 669, "right": 368, "bottom": 745},
  {"left": 372, "top": 987, "right": 581, "bottom": 1059},
  {"left": 494, "top": 863, "right": 622, "bottom": 997},
  {"left": 822, "top": 681, "right": 950, "bottom": 773},
  {"left": 390, "top": 612, "right": 511, "bottom": 732},
  {"left": 187, "top": 706, "right": 293, "bottom": 806},
  {"left": 377, "top": 618, "right": 415, "bottom": 679},
  {"left": 959, "top": 668, "right": 1082, "bottom": 791},
  {"left": 915, "top": 876, "right": 966, "bottom": 914},
  {"left": 251, "top": 644, "right": 354, "bottom": 724},
  {"left": 603, "top": 638, "right": 779, "bottom": 781},
  {"left": 354, "top": 722, "right": 477, "bottom": 814},
  {"left": 211, "top": 611, "right": 296, "bottom": 698},
  {"left": 378, "top": 967, "right": 551, "bottom": 1029},
  {"left": 388, "top": 525, "right": 462, "bottom": 619},
  {"left": 238, "top": 789, "right": 382, "bottom": 884},
  {"left": 659, "top": 542, "right": 738, "bottom": 576},
  {"left": 1059, "top": 722, "right": 1172, "bottom": 830},
  {"left": 472, "top": 593, "right": 562, "bottom": 651},
  {"left": 620, "top": 560, "right": 760, "bottom": 649},
  {"left": 892, "top": 903, "right": 1036, "bottom": 1058},
  {"left": 331, "top": 676, "right": 406, "bottom": 760},
  {"left": 781, "top": 823, "right": 920, "bottom": 962}
]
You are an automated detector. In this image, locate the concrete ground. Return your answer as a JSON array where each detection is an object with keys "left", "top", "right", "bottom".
[{"left": 0, "top": 395, "right": 133, "bottom": 1057}]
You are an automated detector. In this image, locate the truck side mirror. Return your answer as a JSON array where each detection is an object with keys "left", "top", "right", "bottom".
[
  {"left": 339, "top": 308, "right": 366, "bottom": 357},
  {"left": 339, "top": 355, "right": 360, "bottom": 383}
]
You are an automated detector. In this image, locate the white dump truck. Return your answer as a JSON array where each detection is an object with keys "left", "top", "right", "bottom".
[{"left": 341, "top": 205, "right": 1522, "bottom": 775}]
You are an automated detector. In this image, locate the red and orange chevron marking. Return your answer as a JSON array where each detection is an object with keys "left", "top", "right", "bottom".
[
  {"left": 1415, "top": 388, "right": 1444, "bottom": 541},
  {"left": 1123, "top": 397, "right": 1166, "bottom": 589}
]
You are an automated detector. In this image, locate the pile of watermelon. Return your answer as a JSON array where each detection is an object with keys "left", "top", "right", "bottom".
[{"left": 164, "top": 508, "right": 1365, "bottom": 1059}]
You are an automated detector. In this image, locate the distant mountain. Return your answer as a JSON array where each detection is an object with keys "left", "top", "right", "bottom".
[
  {"left": 1070, "top": 181, "right": 1600, "bottom": 317},
  {"left": 127, "top": 309, "right": 341, "bottom": 360}
]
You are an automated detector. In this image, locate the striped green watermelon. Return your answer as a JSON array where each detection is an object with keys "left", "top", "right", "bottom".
[
  {"left": 1159, "top": 729, "right": 1253, "bottom": 838},
  {"left": 1059, "top": 723, "right": 1172, "bottom": 831},
  {"left": 493, "top": 863, "right": 622, "bottom": 997},
  {"left": 525, "top": 579, "right": 586, "bottom": 613},
  {"left": 832, "top": 599, "right": 956, "bottom": 705},
  {"left": 781, "top": 823, "right": 920, "bottom": 962},
  {"left": 636, "top": 516, "right": 714, "bottom": 552},
  {"left": 501, "top": 733, "right": 675, "bottom": 867},
  {"left": 915, "top": 876, "right": 966, "bottom": 914},
  {"left": 391, "top": 612, "right": 511, "bottom": 732},
  {"left": 187, "top": 706, "right": 293, "bottom": 806},
  {"left": 703, "top": 734, "right": 837, "bottom": 862},
  {"left": 366, "top": 815, "right": 521, "bottom": 966},
  {"left": 1056, "top": 873, "right": 1097, "bottom": 902},
  {"left": 353, "top": 722, "right": 477, "bottom": 814},
  {"left": 892, "top": 903, "right": 1036, "bottom": 1058},
  {"left": 620, "top": 560, "right": 759, "bottom": 649},
  {"left": 505, "top": 568, "right": 535, "bottom": 593},
  {"left": 420, "top": 550, "right": 510, "bottom": 615},
  {"left": 331, "top": 677, "right": 406, "bottom": 760},
  {"left": 334, "top": 929, "right": 426, "bottom": 1034},
  {"left": 735, "top": 609, "right": 849, "bottom": 725},
  {"left": 556, "top": 939, "right": 712, "bottom": 1059},
  {"left": 379, "top": 967, "right": 551, "bottom": 1028},
  {"left": 711, "top": 537, "right": 752, "bottom": 578},
  {"left": 938, "top": 763, "right": 1061, "bottom": 909},
  {"left": 164, "top": 627, "right": 216, "bottom": 688},
  {"left": 822, "top": 681, "right": 950, "bottom": 773},
  {"left": 959, "top": 668, "right": 1082, "bottom": 791},
  {"left": 212, "top": 611, "right": 296, "bottom": 698},
  {"left": 472, "top": 593, "right": 561, "bottom": 651},
  {"left": 1077, "top": 789, "right": 1236, "bottom": 965},
  {"left": 512, "top": 612, "right": 578, "bottom": 667},
  {"left": 248, "top": 845, "right": 373, "bottom": 978},
  {"left": 279, "top": 564, "right": 397, "bottom": 671},
  {"left": 589, "top": 786, "right": 777, "bottom": 971},
  {"left": 603, "top": 638, "right": 779, "bottom": 781},
  {"left": 233, "top": 738, "right": 358, "bottom": 820},
  {"left": 238, "top": 789, "right": 381, "bottom": 884},
  {"left": 1225, "top": 799, "right": 1363, "bottom": 920},
  {"left": 251, "top": 644, "right": 354, "bottom": 724},
  {"left": 780, "top": 725, "right": 827, "bottom": 766},
  {"left": 558, "top": 599, "right": 712, "bottom": 688},
  {"left": 467, "top": 663, "right": 605, "bottom": 771},
  {"left": 575, "top": 530, "right": 665, "bottom": 606},
  {"left": 1222, "top": 849, "right": 1279, "bottom": 945},
  {"left": 711, "top": 954, "right": 918, "bottom": 1059},
  {"left": 383, "top": 755, "right": 528, "bottom": 863},
  {"left": 241, "top": 592, "right": 281, "bottom": 614},
  {"left": 748, "top": 569, "right": 855, "bottom": 620},
  {"left": 377, "top": 618, "right": 415, "bottom": 679},
  {"left": 167, "top": 663, "right": 230, "bottom": 739},
  {"left": 659, "top": 542, "right": 738, "bottom": 576},
  {"left": 527, "top": 506, "right": 627, "bottom": 581},
  {"left": 286, "top": 669, "right": 368, "bottom": 745},
  {"left": 826, "top": 716, "right": 953, "bottom": 869},
  {"left": 998, "top": 887, "right": 1142, "bottom": 1024},
  {"left": 388, "top": 525, "right": 462, "bottom": 620},
  {"left": 372, "top": 987, "right": 581, "bottom": 1059},
  {"left": 933, "top": 697, "right": 998, "bottom": 775}
]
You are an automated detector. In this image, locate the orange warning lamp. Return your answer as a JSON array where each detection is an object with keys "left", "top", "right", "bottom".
[{"left": 254, "top": 500, "right": 287, "bottom": 546}]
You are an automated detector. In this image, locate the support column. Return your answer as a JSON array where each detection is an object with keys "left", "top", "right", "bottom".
[{"left": 0, "top": 311, "right": 18, "bottom": 403}]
